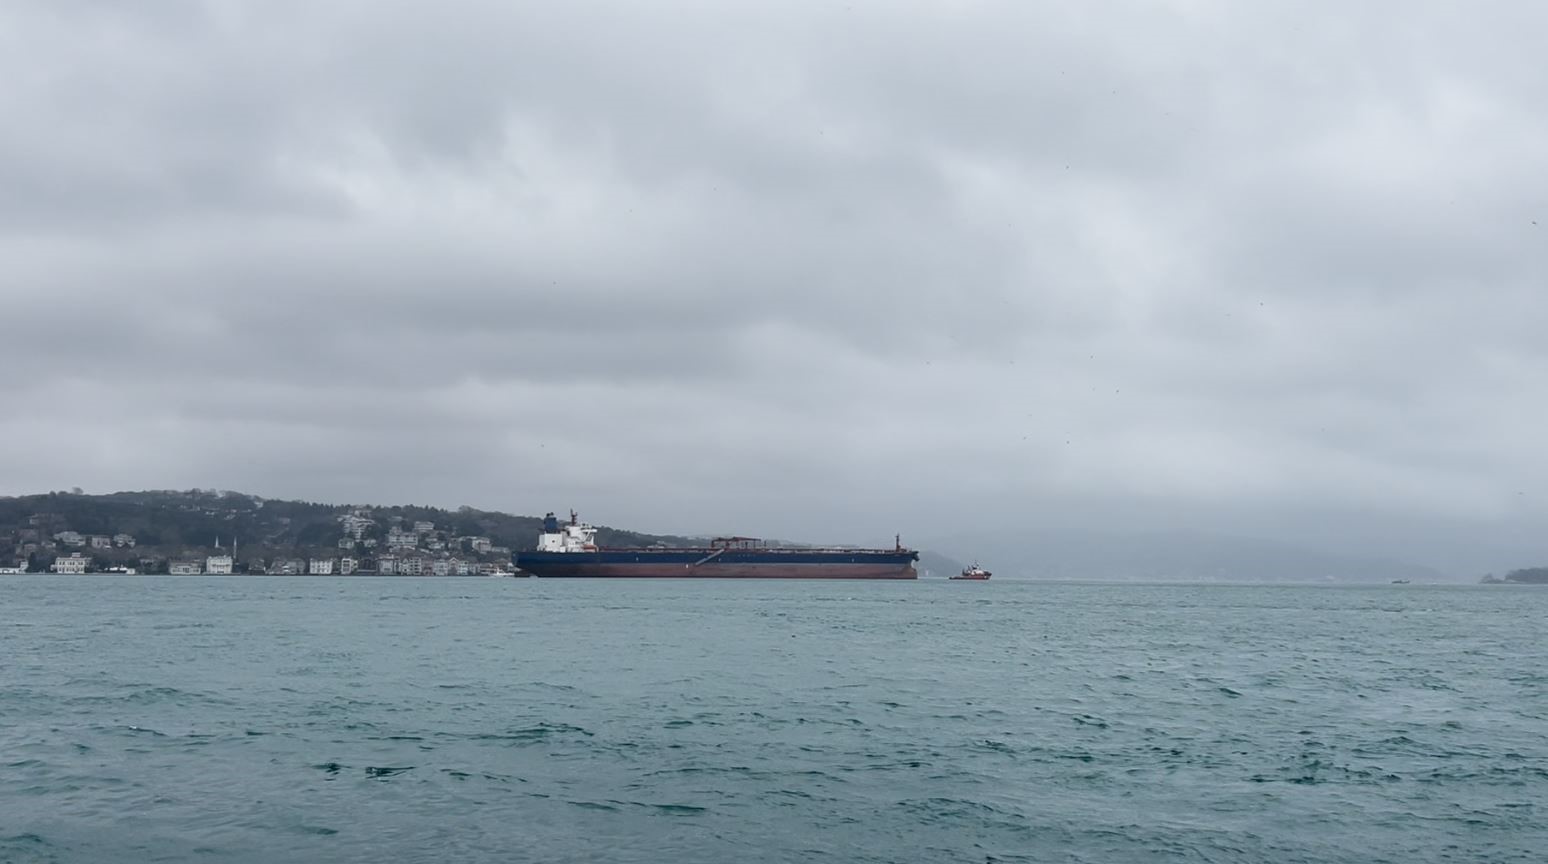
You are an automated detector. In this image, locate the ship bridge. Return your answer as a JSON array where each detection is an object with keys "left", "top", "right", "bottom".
[{"left": 536, "top": 510, "right": 598, "bottom": 553}]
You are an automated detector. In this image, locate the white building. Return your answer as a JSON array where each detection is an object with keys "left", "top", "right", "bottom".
[
  {"left": 430, "top": 558, "right": 451, "bottom": 577},
  {"left": 0, "top": 563, "right": 27, "bottom": 574},
  {"left": 169, "top": 560, "right": 202, "bottom": 575},
  {"left": 308, "top": 558, "right": 334, "bottom": 575},
  {"left": 413, "top": 521, "right": 435, "bottom": 534},
  {"left": 54, "top": 531, "right": 85, "bottom": 547},
  {"left": 53, "top": 553, "right": 89, "bottom": 574},
  {"left": 338, "top": 513, "right": 375, "bottom": 540},
  {"left": 206, "top": 555, "right": 234, "bottom": 575},
  {"left": 339, "top": 557, "right": 358, "bottom": 575},
  {"left": 470, "top": 536, "right": 492, "bottom": 554},
  {"left": 376, "top": 556, "right": 398, "bottom": 576},
  {"left": 113, "top": 533, "right": 137, "bottom": 548},
  {"left": 398, "top": 557, "right": 423, "bottom": 576},
  {"left": 386, "top": 527, "right": 418, "bottom": 550},
  {"left": 454, "top": 559, "right": 473, "bottom": 576},
  {"left": 89, "top": 535, "right": 112, "bottom": 549}
]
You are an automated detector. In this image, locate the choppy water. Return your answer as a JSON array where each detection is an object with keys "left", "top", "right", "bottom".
[{"left": 2, "top": 577, "right": 1545, "bottom": 863}]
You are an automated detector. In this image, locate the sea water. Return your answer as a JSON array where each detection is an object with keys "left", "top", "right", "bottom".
[{"left": 2, "top": 577, "right": 1544, "bottom": 862}]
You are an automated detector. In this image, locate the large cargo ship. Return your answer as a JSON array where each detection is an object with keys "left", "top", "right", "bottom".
[{"left": 515, "top": 511, "right": 919, "bottom": 579}]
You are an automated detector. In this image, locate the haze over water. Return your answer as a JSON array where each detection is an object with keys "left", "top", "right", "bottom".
[{"left": 3, "top": 577, "right": 1545, "bottom": 863}]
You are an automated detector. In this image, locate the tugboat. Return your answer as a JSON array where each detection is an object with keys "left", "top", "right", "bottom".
[{"left": 950, "top": 563, "right": 991, "bottom": 581}]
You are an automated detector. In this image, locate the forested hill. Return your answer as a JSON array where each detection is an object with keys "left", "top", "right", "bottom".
[
  {"left": 1483, "top": 567, "right": 1548, "bottom": 584},
  {"left": 0, "top": 489, "right": 695, "bottom": 568}
]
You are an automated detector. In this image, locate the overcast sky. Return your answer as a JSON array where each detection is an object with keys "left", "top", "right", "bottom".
[{"left": 3, "top": 1, "right": 1545, "bottom": 573}]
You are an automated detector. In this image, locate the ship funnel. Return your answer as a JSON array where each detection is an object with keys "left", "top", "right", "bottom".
[{"left": 543, "top": 512, "right": 559, "bottom": 533}]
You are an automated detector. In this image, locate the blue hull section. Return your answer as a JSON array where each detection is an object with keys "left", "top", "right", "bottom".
[{"left": 515, "top": 549, "right": 919, "bottom": 579}]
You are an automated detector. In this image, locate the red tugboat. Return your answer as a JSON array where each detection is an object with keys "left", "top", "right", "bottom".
[{"left": 950, "top": 563, "right": 991, "bottom": 581}]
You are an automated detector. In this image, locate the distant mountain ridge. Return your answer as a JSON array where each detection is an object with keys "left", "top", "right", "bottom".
[
  {"left": 1482, "top": 567, "right": 1548, "bottom": 584},
  {"left": 2, "top": 489, "right": 1468, "bottom": 582},
  {"left": 917, "top": 549, "right": 971, "bottom": 579},
  {"left": 923, "top": 528, "right": 1453, "bottom": 583}
]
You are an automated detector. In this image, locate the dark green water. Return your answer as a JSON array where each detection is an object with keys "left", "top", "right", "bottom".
[{"left": 3, "top": 577, "right": 1545, "bottom": 862}]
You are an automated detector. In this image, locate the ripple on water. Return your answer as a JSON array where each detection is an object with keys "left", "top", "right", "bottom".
[{"left": 2, "top": 579, "right": 1546, "bottom": 864}]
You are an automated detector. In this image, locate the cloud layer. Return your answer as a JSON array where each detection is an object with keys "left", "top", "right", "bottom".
[{"left": 4, "top": 1, "right": 1546, "bottom": 572}]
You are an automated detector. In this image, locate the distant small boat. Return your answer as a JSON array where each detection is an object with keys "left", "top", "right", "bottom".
[
  {"left": 1391, "top": 579, "right": 1410, "bottom": 584},
  {"left": 951, "top": 563, "right": 991, "bottom": 581}
]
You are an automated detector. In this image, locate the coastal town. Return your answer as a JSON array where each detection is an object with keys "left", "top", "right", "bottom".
[{"left": 1, "top": 506, "right": 519, "bottom": 576}]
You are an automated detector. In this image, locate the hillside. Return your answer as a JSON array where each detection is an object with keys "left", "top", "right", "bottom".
[
  {"left": 916, "top": 549, "right": 970, "bottom": 579},
  {"left": 1482, "top": 567, "right": 1548, "bottom": 584},
  {"left": 0, "top": 490, "right": 696, "bottom": 574}
]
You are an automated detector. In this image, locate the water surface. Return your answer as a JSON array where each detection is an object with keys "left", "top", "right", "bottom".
[{"left": 3, "top": 577, "right": 1545, "bottom": 862}]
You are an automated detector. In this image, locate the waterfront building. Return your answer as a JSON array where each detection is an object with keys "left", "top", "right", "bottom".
[{"left": 53, "top": 553, "right": 89, "bottom": 574}]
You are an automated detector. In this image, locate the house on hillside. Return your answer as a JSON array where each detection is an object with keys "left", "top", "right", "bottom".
[
  {"left": 386, "top": 527, "right": 418, "bottom": 550},
  {"left": 338, "top": 513, "right": 375, "bottom": 540}
]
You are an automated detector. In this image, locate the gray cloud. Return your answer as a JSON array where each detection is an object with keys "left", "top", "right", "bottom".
[{"left": 3, "top": 0, "right": 1547, "bottom": 574}]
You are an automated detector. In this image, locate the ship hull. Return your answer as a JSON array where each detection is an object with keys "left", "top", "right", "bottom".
[{"left": 516, "top": 549, "right": 919, "bottom": 579}]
